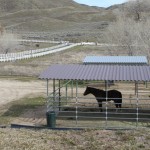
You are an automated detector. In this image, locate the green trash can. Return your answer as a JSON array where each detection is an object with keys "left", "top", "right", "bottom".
[{"left": 46, "top": 111, "right": 56, "bottom": 128}]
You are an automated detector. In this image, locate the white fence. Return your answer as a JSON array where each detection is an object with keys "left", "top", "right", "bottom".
[
  {"left": 0, "top": 38, "right": 114, "bottom": 62},
  {"left": 16, "top": 39, "right": 69, "bottom": 44},
  {"left": 0, "top": 42, "right": 81, "bottom": 62}
]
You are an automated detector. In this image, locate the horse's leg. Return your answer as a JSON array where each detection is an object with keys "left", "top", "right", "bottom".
[
  {"left": 118, "top": 100, "right": 122, "bottom": 112},
  {"left": 119, "top": 102, "right": 122, "bottom": 108},
  {"left": 115, "top": 99, "right": 122, "bottom": 112},
  {"left": 114, "top": 100, "right": 119, "bottom": 112},
  {"left": 115, "top": 103, "right": 119, "bottom": 108},
  {"left": 98, "top": 101, "right": 103, "bottom": 112}
]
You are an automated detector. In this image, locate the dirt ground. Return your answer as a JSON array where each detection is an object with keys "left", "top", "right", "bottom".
[
  {"left": 0, "top": 44, "right": 149, "bottom": 127},
  {"left": 0, "top": 78, "right": 46, "bottom": 106}
]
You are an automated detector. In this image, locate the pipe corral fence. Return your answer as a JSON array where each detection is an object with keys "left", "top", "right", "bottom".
[{"left": 46, "top": 79, "right": 150, "bottom": 129}]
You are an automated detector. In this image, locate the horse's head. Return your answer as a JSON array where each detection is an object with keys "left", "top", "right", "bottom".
[{"left": 83, "top": 86, "right": 91, "bottom": 96}]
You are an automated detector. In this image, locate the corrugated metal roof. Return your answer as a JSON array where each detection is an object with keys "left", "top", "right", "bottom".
[
  {"left": 83, "top": 56, "right": 148, "bottom": 64},
  {"left": 39, "top": 64, "right": 150, "bottom": 81}
]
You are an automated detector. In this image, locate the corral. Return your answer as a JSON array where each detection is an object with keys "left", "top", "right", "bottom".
[{"left": 39, "top": 64, "right": 150, "bottom": 129}]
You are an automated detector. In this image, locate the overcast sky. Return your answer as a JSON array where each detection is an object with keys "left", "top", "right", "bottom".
[{"left": 73, "top": 0, "right": 127, "bottom": 8}]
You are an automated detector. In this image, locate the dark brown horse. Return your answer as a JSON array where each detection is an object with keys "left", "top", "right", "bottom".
[{"left": 83, "top": 87, "right": 122, "bottom": 112}]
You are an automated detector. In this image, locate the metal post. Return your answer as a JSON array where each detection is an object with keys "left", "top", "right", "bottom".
[
  {"left": 145, "top": 81, "right": 148, "bottom": 88},
  {"left": 47, "top": 79, "right": 49, "bottom": 97},
  {"left": 75, "top": 80, "right": 78, "bottom": 126},
  {"left": 59, "top": 80, "right": 61, "bottom": 111},
  {"left": 46, "top": 79, "right": 49, "bottom": 112},
  {"left": 136, "top": 81, "right": 139, "bottom": 128},
  {"left": 53, "top": 79, "right": 55, "bottom": 111},
  {"left": 135, "top": 82, "right": 137, "bottom": 95},
  {"left": 53, "top": 79, "right": 55, "bottom": 95},
  {"left": 66, "top": 82, "right": 68, "bottom": 103},
  {"left": 105, "top": 81, "right": 107, "bottom": 91},
  {"left": 105, "top": 80, "right": 108, "bottom": 129},
  {"left": 31, "top": 49, "right": 32, "bottom": 58},
  {"left": 71, "top": 80, "right": 73, "bottom": 98}
]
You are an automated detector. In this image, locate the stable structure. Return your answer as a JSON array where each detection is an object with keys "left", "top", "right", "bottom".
[
  {"left": 39, "top": 64, "right": 150, "bottom": 129},
  {"left": 83, "top": 56, "right": 149, "bottom": 87},
  {"left": 83, "top": 56, "right": 148, "bottom": 65}
]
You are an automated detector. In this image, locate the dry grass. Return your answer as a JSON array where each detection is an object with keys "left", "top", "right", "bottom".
[
  {"left": 0, "top": 0, "right": 111, "bottom": 44},
  {"left": 0, "top": 128, "right": 149, "bottom": 150},
  {"left": 0, "top": 45, "right": 111, "bottom": 76},
  {"left": 0, "top": 0, "right": 110, "bottom": 32},
  {"left": 0, "top": 1, "right": 149, "bottom": 148},
  {"left": 0, "top": 46, "right": 149, "bottom": 150}
]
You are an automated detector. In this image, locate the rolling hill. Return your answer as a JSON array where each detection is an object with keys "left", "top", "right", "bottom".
[{"left": 0, "top": 0, "right": 124, "bottom": 41}]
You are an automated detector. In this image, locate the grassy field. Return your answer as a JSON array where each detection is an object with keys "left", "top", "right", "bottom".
[
  {"left": 0, "top": 89, "right": 149, "bottom": 149},
  {"left": 0, "top": 45, "right": 117, "bottom": 76},
  {"left": 0, "top": 0, "right": 150, "bottom": 149},
  {"left": 0, "top": 96, "right": 46, "bottom": 124},
  {"left": 0, "top": 44, "right": 149, "bottom": 150},
  {"left": 0, "top": 44, "right": 147, "bottom": 77},
  {"left": 0, "top": 128, "right": 149, "bottom": 150}
]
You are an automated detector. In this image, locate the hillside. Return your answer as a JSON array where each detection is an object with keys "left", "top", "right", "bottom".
[
  {"left": 0, "top": 0, "right": 97, "bottom": 12},
  {"left": 0, "top": 0, "right": 114, "bottom": 38}
]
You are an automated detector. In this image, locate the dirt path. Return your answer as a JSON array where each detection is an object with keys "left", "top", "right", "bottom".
[{"left": 0, "top": 78, "right": 47, "bottom": 106}]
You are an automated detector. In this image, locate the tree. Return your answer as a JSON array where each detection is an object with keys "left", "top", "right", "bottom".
[
  {"left": 103, "top": 16, "right": 140, "bottom": 56},
  {"left": 125, "top": 0, "right": 150, "bottom": 21},
  {"left": 100, "top": 0, "right": 150, "bottom": 60},
  {"left": 102, "top": 13, "right": 150, "bottom": 60},
  {"left": 0, "top": 33, "right": 20, "bottom": 54}
]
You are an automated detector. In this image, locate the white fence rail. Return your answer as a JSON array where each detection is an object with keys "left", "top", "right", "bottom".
[
  {"left": 0, "top": 38, "right": 110, "bottom": 62},
  {"left": 0, "top": 42, "right": 81, "bottom": 62},
  {"left": 16, "top": 39, "right": 69, "bottom": 44}
]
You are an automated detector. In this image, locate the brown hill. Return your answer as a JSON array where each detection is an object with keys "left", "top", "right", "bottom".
[
  {"left": 0, "top": 0, "right": 124, "bottom": 41},
  {"left": 0, "top": 0, "right": 98, "bottom": 12}
]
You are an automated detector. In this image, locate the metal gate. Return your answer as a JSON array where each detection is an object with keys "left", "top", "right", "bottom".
[{"left": 46, "top": 80, "right": 150, "bottom": 129}]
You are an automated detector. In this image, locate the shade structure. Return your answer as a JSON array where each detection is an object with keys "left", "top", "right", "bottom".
[
  {"left": 83, "top": 56, "right": 148, "bottom": 65},
  {"left": 39, "top": 64, "right": 150, "bottom": 81}
]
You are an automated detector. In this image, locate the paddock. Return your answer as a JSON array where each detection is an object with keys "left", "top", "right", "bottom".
[{"left": 39, "top": 64, "right": 150, "bottom": 129}]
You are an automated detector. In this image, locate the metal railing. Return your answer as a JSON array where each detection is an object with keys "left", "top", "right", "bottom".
[{"left": 46, "top": 95, "right": 150, "bottom": 129}]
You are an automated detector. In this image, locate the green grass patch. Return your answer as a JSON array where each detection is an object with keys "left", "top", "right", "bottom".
[
  {"left": 0, "top": 116, "right": 12, "bottom": 125},
  {"left": 14, "top": 76, "right": 38, "bottom": 82},
  {"left": 2, "top": 97, "right": 45, "bottom": 117}
]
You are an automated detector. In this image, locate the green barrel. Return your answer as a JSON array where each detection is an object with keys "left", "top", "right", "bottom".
[{"left": 46, "top": 111, "right": 56, "bottom": 128}]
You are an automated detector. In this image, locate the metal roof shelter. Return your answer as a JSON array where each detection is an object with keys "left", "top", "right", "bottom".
[
  {"left": 39, "top": 64, "right": 150, "bottom": 81},
  {"left": 39, "top": 64, "right": 150, "bottom": 129},
  {"left": 83, "top": 56, "right": 148, "bottom": 65}
]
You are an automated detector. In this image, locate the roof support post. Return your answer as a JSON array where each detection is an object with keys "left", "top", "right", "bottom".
[
  {"left": 145, "top": 81, "right": 148, "bottom": 88},
  {"left": 66, "top": 81, "right": 68, "bottom": 103},
  {"left": 135, "top": 82, "right": 136, "bottom": 95},
  {"left": 105, "top": 80, "right": 107, "bottom": 91},
  {"left": 46, "top": 79, "right": 49, "bottom": 97},
  {"left": 53, "top": 79, "right": 56, "bottom": 111},
  {"left": 46, "top": 79, "right": 49, "bottom": 112},
  {"left": 105, "top": 80, "right": 108, "bottom": 129},
  {"left": 71, "top": 80, "right": 74, "bottom": 99},
  {"left": 136, "top": 81, "right": 139, "bottom": 128},
  {"left": 59, "top": 80, "right": 61, "bottom": 111},
  {"left": 53, "top": 79, "right": 55, "bottom": 95},
  {"left": 135, "top": 81, "right": 139, "bottom": 95},
  {"left": 75, "top": 80, "right": 78, "bottom": 127}
]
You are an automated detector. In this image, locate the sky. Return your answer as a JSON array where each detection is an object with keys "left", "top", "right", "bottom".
[{"left": 73, "top": 0, "right": 128, "bottom": 8}]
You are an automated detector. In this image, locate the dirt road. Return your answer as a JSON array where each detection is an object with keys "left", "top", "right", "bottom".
[{"left": 0, "top": 78, "right": 47, "bottom": 106}]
